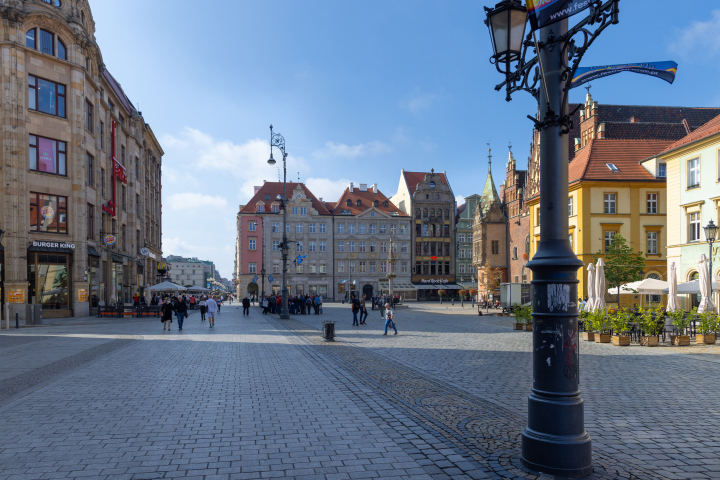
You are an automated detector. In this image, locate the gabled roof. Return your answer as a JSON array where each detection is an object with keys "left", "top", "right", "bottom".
[
  {"left": 402, "top": 171, "right": 449, "bottom": 196},
  {"left": 331, "top": 187, "right": 407, "bottom": 217},
  {"left": 103, "top": 69, "right": 137, "bottom": 115},
  {"left": 656, "top": 113, "right": 720, "bottom": 157},
  {"left": 568, "top": 139, "right": 671, "bottom": 184},
  {"left": 239, "top": 182, "right": 331, "bottom": 215}
]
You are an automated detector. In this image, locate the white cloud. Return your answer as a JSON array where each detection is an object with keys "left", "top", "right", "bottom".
[
  {"left": 313, "top": 140, "right": 391, "bottom": 159},
  {"left": 305, "top": 177, "right": 352, "bottom": 202},
  {"left": 167, "top": 193, "right": 227, "bottom": 211},
  {"left": 400, "top": 91, "right": 438, "bottom": 114},
  {"left": 669, "top": 10, "right": 720, "bottom": 58},
  {"left": 455, "top": 195, "right": 466, "bottom": 206}
]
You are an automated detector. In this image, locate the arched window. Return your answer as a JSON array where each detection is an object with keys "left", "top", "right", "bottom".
[
  {"left": 346, "top": 199, "right": 351, "bottom": 206},
  {"left": 423, "top": 208, "right": 428, "bottom": 218},
  {"left": 356, "top": 199, "right": 361, "bottom": 206},
  {"left": 415, "top": 208, "right": 420, "bottom": 219},
  {"left": 81, "top": 11, "right": 86, "bottom": 26},
  {"left": 430, "top": 208, "right": 435, "bottom": 218},
  {"left": 39, "top": 29, "right": 54, "bottom": 55},
  {"left": 445, "top": 209, "right": 449, "bottom": 219},
  {"left": 525, "top": 235, "right": 530, "bottom": 253},
  {"left": 26, "top": 29, "right": 36, "bottom": 49},
  {"left": 57, "top": 39, "right": 66, "bottom": 60}
]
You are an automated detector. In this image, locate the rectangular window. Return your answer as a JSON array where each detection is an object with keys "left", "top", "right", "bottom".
[
  {"left": 380, "top": 224, "right": 386, "bottom": 234},
  {"left": 337, "top": 261, "right": 345, "bottom": 273},
  {"left": 689, "top": 213, "right": 701, "bottom": 242},
  {"left": 249, "top": 263, "right": 257, "bottom": 274},
  {"left": 320, "top": 241, "right": 326, "bottom": 252},
  {"left": 380, "top": 261, "right": 387, "bottom": 273},
  {"left": 349, "top": 261, "right": 355, "bottom": 273},
  {"left": 121, "top": 186, "right": 126, "bottom": 211},
  {"left": 491, "top": 240, "right": 499, "bottom": 255},
  {"left": 459, "top": 234, "right": 465, "bottom": 243},
  {"left": 569, "top": 234, "right": 574, "bottom": 250},
  {"left": 349, "top": 224, "right": 355, "bottom": 234},
  {"left": 135, "top": 156, "right": 139, "bottom": 179},
  {"left": 28, "top": 75, "right": 65, "bottom": 118},
  {"left": 29, "top": 135, "right": 66, "bottom": 176},
  {"left": 359, "top": 242, "right": 366, "bottom": 252},
  {"left": 398, "top": 225, "right": 405, "bottom": 235},
  {"left": 337, "top": 241, "right": 344, "bottom": 252},
  {"left": 100, "top": 168, "right": 105, "bottom": 197},
  {"left": 86, "top": 153, "right": 94, "bottom": 186},
  {"left": 604, "top": 231, "right": 616, "bottom": 251},
  {"left": 568, "top": 197, "right": 573, "bottom": 217},
  {"left": 100, "top": 122, "right": 104, "bottom": 149},
  {"left": 272, "top": 241, "right": 279, "bottom": 251},
  {"left": 136, "top": 194, "right": 140, "bottom": 215},
  {"left": 319, "top": 264, "right": 327, "bottom": 273},
  {"left": 338, "top": 224, "right": 344, "bottom": 234},
  {"left": 380, "top": 242, "right": 387, "bottom": 253},
  {"left": 309, "top": 264, "right": 316, "bottom": 273},
  {"left": 369, "top": 262, "right": 376, "bottom": 273},
  {"left": 647, "top": 193, "right": 657, "bottom": 214},
  {"left": 286, "top": 223, "right": 290, "bottom": 233},
  {"left": 647, "top": 232, "right": 658, "bottom": 254},
  {"left": 309, "top": 241, "right": 316, "bottom": 252},
  {"left": 296, "top": 242, "right": 303, "bottom": 252},
  {"left": 249, "top": 238, "right": 256, "bottom": 250},
  {"left": 309, "top": 223, "right": 316, "bottom": 233},
  {"left": 248, "top": 222, "right": 257, "bottom": 232},
  {"left": 370, "top": 224, "right": 376, "bottom": 234},
  {"left": 85, "top": 100, "right": 93, "bottom": 132},
  {"left": 29, "top": 192, "right": 67, "bottom": 233},
  {"left": 459, "top": 249, "right": 465, "bottom": 258},
  {"left": 348, "top": 242, "right": 355, "bottom": 252},
  {"left": 687, "top": 158, "right": 700, "bottom": 188},
  {"left": 40, "top": 29, "right": 54, "bottom": 55},
  {"left": 87, "top": 204, "right": 94, "bottom": 239},
  {"left": 401, "top": 242, "right": 408, "bottom": 253},
  {"left": 401, "top": 262, "right": 408, "bottom": 273},
  {"left": 459, "top": 264, "right": 465, "bottom": 274},
  {"left": 292, "top": 207, "right": 298, "bottom": 215},
  {"left": 468, "top": 234, "right": 473, "bottom": 243},
  {"left": 658, "top": 163, "right": 666, "bottom": 178},
  {"left": 320, "top": 223, "right": 326, "bottom": 234},
  {"left": 369, "top": 242, "right": 376, "bottom": 252},
  {"left": 604, "top": 193, "right": 616, "bottom": 214},
  {"left": 296, "top": 224, "right": 303, "bottom": 233},
  {"left": 272, "top": 222, "right": 279, "bottom": 232},
  {"left": 300, "top": 207, "right": 307, "bottom": 215},
  {"left": 273, "top": 264, "right": 280, "bottom": 274},
  {"left": 359, "top": 261, "right": 366, "bottom": 273},
  {"left": 359, "top": 225, "right": 366, "bottom": 234},
  {"left": 257, "top": 205, "right": 264, "bottom": 213},
  {"left": 272, "top": 204, "right": 279, "bottom": 213}
]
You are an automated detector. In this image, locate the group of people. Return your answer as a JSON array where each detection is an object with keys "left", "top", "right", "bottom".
[
  {"left": 370, "top": 294, "right": 401, "bottom": 311},
  {"left": 252, "top": 294, "right": 323, "bottom": 315},
  {"left": 350, "top": 294, "right": 398, "bottom": 335},
  {"left": 160, "top": 294, "right": 223, "bottom": 331}
]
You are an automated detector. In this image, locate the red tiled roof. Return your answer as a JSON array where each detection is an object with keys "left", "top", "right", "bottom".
[
  {"left": 569, "top": 139, "right": 672, "bottom": 184},
  {"left": 325, "top": 202, "right": 337, "bottom": 211},
  {"left": 657, "top": 113, "right": 720, "bottom": 156},
  {"left": 331, "top": 187, "right": 407, "bottom": 216},
  {"left": 239, "top": 182, "right": 331, "bottom": 215},
  {"left": 402, "top": 171, "right": 449, "bottom": 196}
]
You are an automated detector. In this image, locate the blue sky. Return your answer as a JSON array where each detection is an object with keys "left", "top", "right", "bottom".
[{"left": 90, "top": 1, "right": 720, "bottom": 279}]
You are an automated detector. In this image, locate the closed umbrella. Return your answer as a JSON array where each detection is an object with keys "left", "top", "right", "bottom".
[
  {"left": 586, "top": 263, "right": 596, "bottom": 312},
  {"left": 666, "top": 263, "right": 679, "bottom": 313},
  {"left": 698, "top": 254, "right": 716, "bottom": 313},
  {"left": 595, "top": 258, "right": 606, "bottom": 311}
]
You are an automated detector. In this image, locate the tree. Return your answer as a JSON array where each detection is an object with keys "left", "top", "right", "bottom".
[
  {"left": 481, "top": 264, "right": 504, "bottom": 299},
  {"left": 593, "top": 233, "right": 645, "bottom": 305}
]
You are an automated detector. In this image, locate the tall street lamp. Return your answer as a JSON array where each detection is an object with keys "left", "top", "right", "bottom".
[
  {"left": 267, "top": 125, "right": 290, "bottom": 319},
  {"left": 704, "top": 219, "right": 717, "bottom": 285},
  {"left": 484, "top": 0, "right": 619, "bottom": 476}
]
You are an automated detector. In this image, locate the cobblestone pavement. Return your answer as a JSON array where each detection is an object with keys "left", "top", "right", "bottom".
[{"left": 0, "top": 304, "right": 718, "bottom": 479}]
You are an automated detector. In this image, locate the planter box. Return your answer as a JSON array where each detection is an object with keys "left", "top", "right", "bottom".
[
  {"left": 581, "top": 332, "right": 595, "bottom": 342},
  {"left": 697, "top": 334, "right": 716, "bottom": 345},
  {"left": 612, "top": 335, "right": 630, "bottom": 346},
  {"left": 673, "top": 335, "right": 690, "bottom": 346},
  {"left": 513, "top": 323, "right": 524, "bottom": 330},
  {"left": 524, "top": 323, "right": 533, "bottom": 331},
  {"left": 594, "top": 333, "right": 611, "bottom": 343},
  {"left": 641, "top": 336, "right": 659, "bottom": 347}
]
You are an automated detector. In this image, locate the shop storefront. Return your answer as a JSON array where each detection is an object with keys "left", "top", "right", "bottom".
[
  {"left": 27, "top": 241, "right": 76, "bottom": 318},
  {"left": 88, "top": 246, "right": 101, "bottom": 312}
]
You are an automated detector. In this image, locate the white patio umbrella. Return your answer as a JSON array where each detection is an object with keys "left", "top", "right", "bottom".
[
  {"left": 666, "top": 263, "right": 679, "bottom": 312},
  {"left": 595, "top": 258, "right": 606, "bottom": 310},
  {"left": 609, "top": 278, "right": 669, "bottom": 295},
  {"left": 586, "top": 263, "right": 597, "bottom": 312},
  {"left": 148, "top": 281, "right": 187, "bottom": 292},
  {"left": 698, "top": 254, "right": 716, "bottom": 313}
]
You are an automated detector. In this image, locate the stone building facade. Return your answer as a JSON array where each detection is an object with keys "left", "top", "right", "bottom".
[
  {"left": 0, "top": 0, "right": 163, "bottom": 320},
  {"left": 390, "top": 170, "right": 457, "bottom": 300},
  {"left": 503, "top": 149, "right": 530, "bottom": 284},
  {"left": 332, "top": 183, "right": 413, "bottom": 301},
  {"left": 166, "top": 256, "right": 213, "bottom": 288},
  {"left": 455, "top": 195, "right": 480, "bottom": 289}
]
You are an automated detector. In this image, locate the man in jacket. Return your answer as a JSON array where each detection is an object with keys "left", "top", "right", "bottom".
[
  {"left": 174, "top": 296, "right": 188, "bottom": 330},
  {"left": 242, "top": 296, "right": 251, "bottom": 316}
]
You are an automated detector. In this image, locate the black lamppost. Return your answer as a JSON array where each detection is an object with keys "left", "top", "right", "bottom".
[
  {"left": 704, "top": 219, "right": 717, "bottom": 284},
  {"left": 267, "top": 125, "right": 290, "bottom": 319},
  {"left": 484, "top": 1, "right": 619, "bottom": 476}
]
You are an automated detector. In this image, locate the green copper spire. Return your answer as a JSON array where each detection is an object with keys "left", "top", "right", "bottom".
[{"left": 480, "top": 144, "right": 500, "bottom": 215}]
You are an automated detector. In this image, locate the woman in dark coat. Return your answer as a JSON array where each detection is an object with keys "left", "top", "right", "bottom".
[{"left": 161, "top": 298, "right": 174, "bottom": 331}]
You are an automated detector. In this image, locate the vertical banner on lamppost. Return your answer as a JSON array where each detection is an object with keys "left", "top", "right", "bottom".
[{"left": 527, "top": 0, "right": 592, "bottom": 31}]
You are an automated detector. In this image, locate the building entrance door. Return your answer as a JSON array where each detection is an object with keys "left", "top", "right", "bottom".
[{"left": 362, "top": 284, "right": 373, "bottom": 301}]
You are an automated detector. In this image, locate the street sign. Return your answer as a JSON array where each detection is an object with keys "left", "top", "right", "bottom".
[{"left": 140, "top": 247, "right": 150, "bottom": 256}]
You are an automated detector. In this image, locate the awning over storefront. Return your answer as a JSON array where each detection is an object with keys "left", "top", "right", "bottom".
[
  {"left": 413, "top": 283, "right": 463, "bottom": 290},
  {"left": 112, "top": 254, "right": 124, "bottom": 263},
  {"left": 87, "top": 246, "right": 101, "bottom": 257},
  {"left": 378, "top": 281, "right": 418, "bottom": 290}
]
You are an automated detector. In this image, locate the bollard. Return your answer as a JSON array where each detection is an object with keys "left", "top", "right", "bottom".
[
  {"left": 5, "top": 304, "right": 9, "bottom": 329},
  {"left": 322, "top": 320, "right": 336, "bottom": 341},
  {"left": 30, "top": 305, "right": 34, "bottom": 325},
  {"left": 16, "top": 312, "right": 19, "bottom": 329}
]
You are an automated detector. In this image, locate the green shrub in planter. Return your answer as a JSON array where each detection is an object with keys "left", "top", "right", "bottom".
[
  {"left": 639, "top": 306, "right": 662, "bottom": 336},
  {"left": 513, "top": 304, "right": 533, "bottom": 325},
  {"left": 667, "top": 307, "right": 691, "bottom": 335},
  {"left": 698, "top": 311, "right": 720, "bottom": 335},
  {"left": 610, "top": 308, "right": 631, "bottom": 335}
]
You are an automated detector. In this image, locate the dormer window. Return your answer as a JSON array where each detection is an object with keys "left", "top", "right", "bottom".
[
  {"left": 346, "top": 199, "right": 351, "bottom": 206},
  {"left": 373, "top": 200, "right": 379, "bottom": 207},
  {"left": 265, "top": 194, "right": 270, "bottom": 200},
  {"left": 383, "top": 201, "right": 389, "bottom": 207},
  {"left": 356, "top": 199, "right": 361, "bottom": 206},
  {"left": 606, "top": 163, "right": 619, "bottom": 172}
]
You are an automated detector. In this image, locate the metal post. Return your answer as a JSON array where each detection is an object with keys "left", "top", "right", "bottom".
[
  {"left": 522, "top": 17, "right": 591, "bottom": 476},
  {"left": 5, "top": 304, "right": 9, "bottom": 329},
  {"left": 15, "top": 312, "right": 19, "bottom": 329},
  {"left": 280, "top": 152, "right": 289, "bottom": 319}
]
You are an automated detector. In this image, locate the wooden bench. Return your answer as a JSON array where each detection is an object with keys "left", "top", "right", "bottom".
[
  {"left": 138, "top": 305, "right": 161, "bottom": 317},
  {"left": 97, "top": 305, "right": 120, "bottom": 318}
]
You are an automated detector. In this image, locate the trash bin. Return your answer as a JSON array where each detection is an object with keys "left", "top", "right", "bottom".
[{"left": 322, "top": 320, "right": 335, "bottom": 341}]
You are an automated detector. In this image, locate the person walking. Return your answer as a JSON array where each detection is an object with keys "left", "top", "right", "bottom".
[
  {"left": 205, "top": 296, "right": 218, "bottom": 328},
  {"left": 217, "top": 295, "right": 222, "bottom": 313},
  {"left": 199, "top": 296, "right": 207, "bottom": 321},
  {"left": 161, "top": 298, "right": 174, "bottom": 331},
  {"left": 359, "top": 296, "right": 368, "bottom": 325},
  {"left": 174, "top": 296, "right": 188, "bottom": 330},
  {"left": 242, "top": 296, "right": 251, "bottom": 316},
  {"left": 351, "top": 294, "right": 360, "bottom": 326},
  {"left": 383, "top": 302, "right": 398, "bottom": 335}
]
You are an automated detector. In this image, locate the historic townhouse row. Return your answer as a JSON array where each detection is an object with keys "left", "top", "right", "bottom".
[{"left": 0, "top": 0, "right": 163, "bottom": 320}]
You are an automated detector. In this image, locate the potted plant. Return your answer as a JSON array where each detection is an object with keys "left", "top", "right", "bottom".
[
  {"left": 513, "top": 304, "right": 532, "bottom": 330},
  {"left": 610, "top": 308, "right": 631, "bottom": 346},
  {"left": 469, "top": 289, "right": 478, "bottom": 302},
  {"left": 667, "top": 308, "right": 691, "bottom": 346},
  {"left": 639, "top": 307, "right": 662, "bottom": 347},
  {"left": 580, "top": 310, "right": 595, "bottom": 342},
  {"left": 458, "top": 289, "right": 467, "bottom": 301},
  {"left": 592, "top": 310, "right": 612, "bottom": 343},
  {"left": 437, "top": 289, "right": 446, "bottom": 303},
  {"left": 697, "top": 311, "right": 719, "bottom": 345}
]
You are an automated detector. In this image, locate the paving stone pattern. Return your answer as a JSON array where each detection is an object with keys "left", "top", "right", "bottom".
[{"left": 0, "top": 304, "right": 717, "bottom": 479}]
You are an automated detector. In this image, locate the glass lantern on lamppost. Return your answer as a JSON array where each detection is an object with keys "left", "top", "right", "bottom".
[
  {"left": 704, "top": 219, "right": 718, "bottom": 283},
  {"left": 485, "top": 0, "right": 527, "bottom": 74}
]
